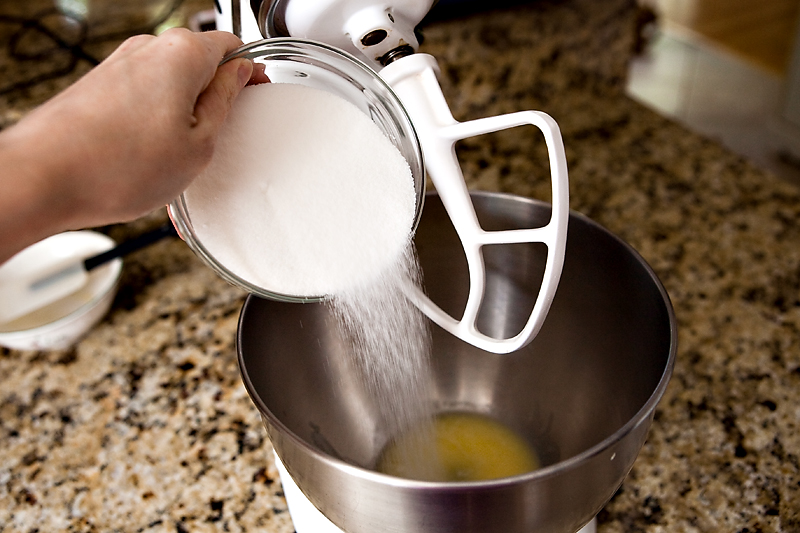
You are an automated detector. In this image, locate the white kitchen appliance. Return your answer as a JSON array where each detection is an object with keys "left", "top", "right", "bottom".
[
  {"left": 215, "top": 0, "right": 570, "bottom": 355},
  {"left": 212, "top": 5, "right": 650, "bottom": 533}
]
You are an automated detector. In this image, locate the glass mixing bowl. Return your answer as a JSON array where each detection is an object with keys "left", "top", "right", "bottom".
[{"left": 168, "top": 38, "right": 425, "bottom": 303}]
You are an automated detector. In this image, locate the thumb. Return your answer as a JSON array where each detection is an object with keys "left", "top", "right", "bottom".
[{"left": 193, "top": 58, "right": 253, "bottom": 133}]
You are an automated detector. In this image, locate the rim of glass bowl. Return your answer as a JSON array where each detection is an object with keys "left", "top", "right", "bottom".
[{"left": 168, "top": 38, "right": 425, "bottom": 303}]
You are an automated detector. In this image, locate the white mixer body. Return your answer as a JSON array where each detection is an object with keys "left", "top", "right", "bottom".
[
  {"left": 282, "top": 0, "right": 432, "bottom": 66},
  {"left": 216, "top": 0, "right": 569, "bottom": 354},
  {"left": 217, "top": 0, "right": 433, "bottom": 66}
]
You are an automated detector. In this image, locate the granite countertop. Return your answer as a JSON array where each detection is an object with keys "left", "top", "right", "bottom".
[{"left": 1, "top": 0, "right": 798, "bottom": 531}]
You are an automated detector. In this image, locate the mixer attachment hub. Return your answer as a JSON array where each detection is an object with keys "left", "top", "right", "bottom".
[{"left": 380, "top": 44, "right": 415, "bottom": 66}]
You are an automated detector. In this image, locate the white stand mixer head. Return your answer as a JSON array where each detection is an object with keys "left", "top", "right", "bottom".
[{"left": 218, "top": 0, "right": 433, "bottom": 67}]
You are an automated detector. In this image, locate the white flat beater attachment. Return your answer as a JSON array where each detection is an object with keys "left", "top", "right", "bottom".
[{"left": 380, "top": 54, "right": 569, "bottom": 354}]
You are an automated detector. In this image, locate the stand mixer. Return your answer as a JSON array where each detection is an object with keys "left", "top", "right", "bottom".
[
  {"left": 214, "top": 3, "right": 676, "bottom": 533},
  {"left": 216, "top": 0, "right": 569, "bottom": 355}
]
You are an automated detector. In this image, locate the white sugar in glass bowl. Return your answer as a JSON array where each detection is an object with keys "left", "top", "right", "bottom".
[
  {"left": 0, "top": 231, "right": 122, "bottom": 350},
  {"left": 168, "top": 38, "right": 425, "bottom": 303}
]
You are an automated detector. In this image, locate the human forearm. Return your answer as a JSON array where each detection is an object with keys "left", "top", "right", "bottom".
[
  {"left": 0, "top": 29, "right": 253, "bottom": 264},
  {"left": 0, "top": 129, "right": 81, "bottom": 263}
]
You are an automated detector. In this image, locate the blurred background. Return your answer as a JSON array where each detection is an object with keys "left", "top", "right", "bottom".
[{"left": 627, "top": 0, "right": 800, "bottom": 185}]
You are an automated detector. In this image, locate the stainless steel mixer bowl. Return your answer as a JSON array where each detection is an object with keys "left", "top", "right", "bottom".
[{"left": 237, "top": 191, "right": 677, "bottom": 533}]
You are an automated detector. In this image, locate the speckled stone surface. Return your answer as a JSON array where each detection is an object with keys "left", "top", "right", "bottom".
[{"left": 1, "top": 0, "right": 799, "bottom": 531}]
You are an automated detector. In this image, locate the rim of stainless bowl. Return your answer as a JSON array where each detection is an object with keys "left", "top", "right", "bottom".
[
  {"left": 169, "top": 37, "right": 425, "bottom": 304},
  {"left": 236, "top": 190, "right": 677, "bottom": 488}
]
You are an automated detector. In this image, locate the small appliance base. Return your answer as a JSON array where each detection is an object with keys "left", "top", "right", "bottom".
[{"left": 275, "top": 454, "right": 598, "bottom": 533}]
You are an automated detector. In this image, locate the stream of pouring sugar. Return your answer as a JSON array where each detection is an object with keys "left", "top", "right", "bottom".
[{"left": 328, "top": 245, "right": 441, "bottom": 478}]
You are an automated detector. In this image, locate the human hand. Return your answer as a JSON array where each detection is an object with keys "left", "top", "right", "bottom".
[{"left": 0, "top": 29, "right": 256, "bottom": 262}]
